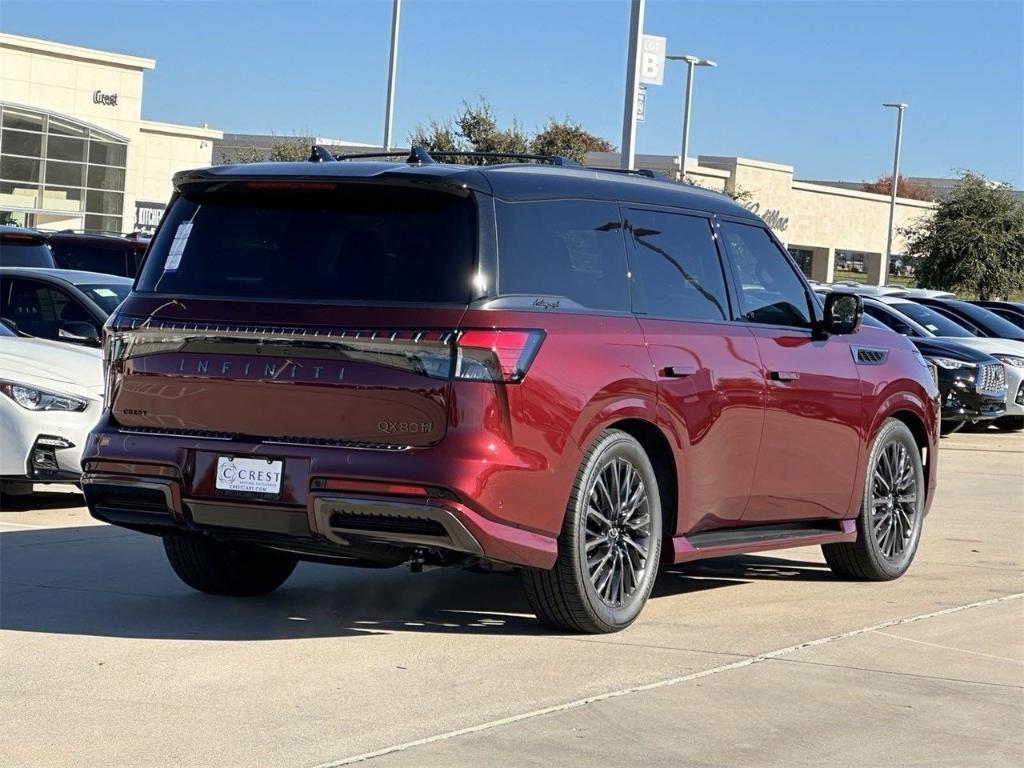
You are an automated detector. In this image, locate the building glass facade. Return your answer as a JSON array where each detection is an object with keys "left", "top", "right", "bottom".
[{"left": 0, "top": 102, "right": 128, "bottom": 232}]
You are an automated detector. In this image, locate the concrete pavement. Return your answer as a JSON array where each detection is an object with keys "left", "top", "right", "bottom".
[{"left": 1, "top": 431, "right": 1022, "bottom": 767}]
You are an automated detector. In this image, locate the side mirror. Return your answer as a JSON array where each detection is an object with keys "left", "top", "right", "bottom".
[
  {"left": 821, "top": 292, "right": 863, "bottom": 336},
  {"left": 59, "top": 321, "right": 101, "bottom": 345}
]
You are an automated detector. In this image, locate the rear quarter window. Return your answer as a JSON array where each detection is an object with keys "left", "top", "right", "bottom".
[
  {"left": 136, "top": 185, "right": 476, "bottom": 304},
  {"left": 495, "top": 199, "right": 629, "bottom": 312}
]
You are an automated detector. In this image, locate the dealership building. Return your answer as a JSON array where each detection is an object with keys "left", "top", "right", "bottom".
[
  {"left": 2, "top": 33, "right": 941, "bottom": 283},
  {"left": 0, "top": 33, "right": 220, "bottom": 235}
]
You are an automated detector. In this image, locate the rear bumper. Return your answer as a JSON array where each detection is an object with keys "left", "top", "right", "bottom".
[{"left": 82, "top": 469, "right": 557, "bottom": 569}]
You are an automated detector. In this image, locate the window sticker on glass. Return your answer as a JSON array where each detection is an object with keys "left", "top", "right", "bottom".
[
  {"left": 92, "top": 287, "right": 117, "bottom": 298},
  {"left": 164, "top": 221, "right": 193, "bottom": 271}
]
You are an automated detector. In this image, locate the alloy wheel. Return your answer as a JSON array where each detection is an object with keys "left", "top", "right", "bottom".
[
  {"left": 583, "top": 458, "right": 652, "bottom": 607},
  {"left": 870, "top": 440, "right": 919, "bottom": 560}
]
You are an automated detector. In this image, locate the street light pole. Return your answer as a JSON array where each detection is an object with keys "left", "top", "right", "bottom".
[
  {"left": 666, "top": 54, "right": 716, "bottom": 180},
  {"left": 382, "top": 0, "right": 402, "bottom": 151},
  {"left": 881, "top": 102, "right": 908, "bottom": 285},
  {"left": 619, "top": 0, "right": 646, "bottom": 170}
]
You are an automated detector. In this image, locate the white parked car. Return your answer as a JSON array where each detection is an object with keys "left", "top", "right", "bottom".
[{"left": 0, "top": 321, "right": 104, "bottom": 492}]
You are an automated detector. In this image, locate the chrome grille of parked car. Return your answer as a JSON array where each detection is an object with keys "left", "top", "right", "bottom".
[{"left": 977, "top": 363, "right": 1007, "bottom": 395}]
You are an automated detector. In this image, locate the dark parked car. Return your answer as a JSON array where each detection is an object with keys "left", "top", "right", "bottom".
[
  {"left": 0, "top": 226, "right": 56, "bottom": 268},
  {"left": 912, "top": 297, "right": 1024, "bottom": 342},
  {"left": 908, "top": 337, "right": 1006, "bottom": 431},
  {"left": 0, "top": 267, "right": 132, "bottom": 347},
  {"left": 82, "top": 149, "right": 938, "bottom": 633},
  {"left": 46, "top": 230, "right": 149, "bottom": 278},
  {"left": 969, "top": 300, "right": 1024, "bottom": 329}
]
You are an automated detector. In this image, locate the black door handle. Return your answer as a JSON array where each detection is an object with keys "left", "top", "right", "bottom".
[
  {"left": 770, "top": 370, "right": 800, "bottom": 381},
  {"left": 663, "top": 365, "right": 697, "bottom": 378}
]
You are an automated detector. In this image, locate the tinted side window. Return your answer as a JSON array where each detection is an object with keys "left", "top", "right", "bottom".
[
  {"left": 865, "top": 304, "right": 917, "bottom": 336},
  {"left": 0, "top": 278, "right": 72, "bottom": 340},
  {"left": 626, "top": 209, "right": 729, "bottom": 321},
  {"left": 496, "top": 200, "right": 628, "bottom": 311},
  {"left": 50, "top": 242, "right": 129, "bottom": 276},
  {"left": 719, "top": 222, "right": 812, "bottom": 327}
]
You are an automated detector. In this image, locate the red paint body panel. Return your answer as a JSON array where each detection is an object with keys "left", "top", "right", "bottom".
[
  {"left": 638, "top": 319, "right": 765, "bottom": 532},
  {"left": 744, "top": 327, "right": 865, "bottom": 522}
]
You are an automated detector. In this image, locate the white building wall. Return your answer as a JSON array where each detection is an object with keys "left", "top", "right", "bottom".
[{"left": 0, "top": 33, "right": 220, "bottom": 233}]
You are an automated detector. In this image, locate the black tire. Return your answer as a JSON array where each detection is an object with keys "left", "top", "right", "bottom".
[
  {"left": 993, "top": 416, "right": 1024, "bottom": 432},
  {"left": 521, "top": 429, "right": 663, "bottom": 633},
  {"left": 163, "top": 534, "right": 297, "bottom": 596},
  {"left": 823, "top": 418, "right": 925, "bottom": 580}
]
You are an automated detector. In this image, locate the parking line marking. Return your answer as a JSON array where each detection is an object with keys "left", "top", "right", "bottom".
[
  {"left": 310, "top": 592, "right": 1024, "bottom": 767},
  {"left": 0, "top": 521, "right": 50, "bottom": 529}
]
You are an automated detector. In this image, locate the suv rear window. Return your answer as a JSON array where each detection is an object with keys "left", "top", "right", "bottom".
[
  {"left": 136, "top": 186, "right": 476, "bottom": 303},
  {"left": 0, "top": 235, "right": 55, "bottom": 268}
]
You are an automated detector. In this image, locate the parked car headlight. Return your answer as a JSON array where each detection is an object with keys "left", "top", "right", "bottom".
[
  {"left": 994, "top": 354, "right": 1024, "bottom": 368},
  {"left": 0, "top": 382, "right": 87, "bottom": 412},
  {"left": 928, "top": 357, "right": 976, "bottom": 370}
]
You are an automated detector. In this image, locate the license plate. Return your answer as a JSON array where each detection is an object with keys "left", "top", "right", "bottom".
[{"left": 215, "top": 456, "right": 283, "bottom": 497}]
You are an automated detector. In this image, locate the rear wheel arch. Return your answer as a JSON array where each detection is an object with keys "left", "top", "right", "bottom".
[{"left": 606, "top": 418, "right": 678, "bottom": 543}]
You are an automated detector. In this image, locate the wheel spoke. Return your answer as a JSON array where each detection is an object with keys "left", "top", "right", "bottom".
[
  {"left": 594, "top": 476, "right": 615, "bottom": 516},
  {"left": 587, "top": 505, "right": 612, "bottom": 529},
  {"left": 873, "top": 468, "right": 891, "bottom": 494},
  {"left": 589, "top": 549, "right": 612, "bottom": 577},
  {"left": 610, "top": 461, "right": 623, "bottom": 510},
  {"left": 625, "top": 512, "right": 650, "bottom": 533}
]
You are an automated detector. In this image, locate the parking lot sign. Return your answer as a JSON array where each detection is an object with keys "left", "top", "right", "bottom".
[
  {"left": 640, "top": 34, "right": 666, "bottom": 85},
  {"left": 636, "top": 86, "right": 647, "bottom": 123}
]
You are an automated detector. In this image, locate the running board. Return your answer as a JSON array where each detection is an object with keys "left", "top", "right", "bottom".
[{"left": 671, "top": 519, "right": 857, "bottom": 563}]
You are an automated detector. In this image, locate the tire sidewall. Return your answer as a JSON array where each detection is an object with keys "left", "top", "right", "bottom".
[
  {"left": 570, "top": 432, "right": 662, "bottom": 630},
  {"left": 859, "top": 420, "right": 925, "bottom": 578}
]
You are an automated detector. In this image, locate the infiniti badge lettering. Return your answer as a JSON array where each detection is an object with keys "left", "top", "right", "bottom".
[{"left": 170, "top": 357, "right": 346, "bottom": 382}]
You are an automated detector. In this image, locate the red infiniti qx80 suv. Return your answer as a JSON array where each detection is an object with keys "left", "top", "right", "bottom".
[{"left": 82, "top": 149, "right": 939, "bottom": 633}]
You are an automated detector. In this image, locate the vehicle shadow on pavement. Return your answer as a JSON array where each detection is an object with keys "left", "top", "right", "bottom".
[
  {"left": 1, "top": 526, "right": 838, "bottom": 641},
  {"left": 1, "top": 487, "right": 84, "bottom": 511},
  {"left": 657, "top": 554, "right": 838, "bottom": 593}
]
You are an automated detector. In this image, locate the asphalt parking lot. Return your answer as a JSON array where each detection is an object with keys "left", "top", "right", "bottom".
[{"left": 1, "top": 430, "right": 1022, "bottom": 768}]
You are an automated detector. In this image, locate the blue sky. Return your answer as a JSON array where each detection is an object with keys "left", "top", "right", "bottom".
[{"left": 3, "top": 0, "right": 1022, "bottom": 184}]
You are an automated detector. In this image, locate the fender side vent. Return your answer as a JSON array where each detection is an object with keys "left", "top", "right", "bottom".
[{"left": 852, "top": 346, "right": 888, "bottom": 365}]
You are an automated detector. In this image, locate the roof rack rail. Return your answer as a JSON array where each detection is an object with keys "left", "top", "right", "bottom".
[
  {"left": 588, "top": 167, "right": 670, "bottom": 180},
  {"left": 308, "top": 144, "right": 577, "bottom": 167},
  {"left": 308, "top": 145, "right": 337, "bottom": 162},
  {"left": 321, "top": 147, "right": 436, "bottom": 164}
]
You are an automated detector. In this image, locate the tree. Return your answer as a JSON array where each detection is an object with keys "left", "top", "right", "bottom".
[
  {"left": 223, "top": 134, "right": 315, "bottom": 164},
  {"left": 408, "top": 99, "right": 614, "bottom": 164},
  {"left": 531, "top": 118, "right": 614, "bottom": 161},
  {"left": 903, "top": 171, "right": 1024, "bottom": 299},
  {"left": 862, "top": 174, "right": 935, "bottom": 201}
]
